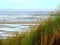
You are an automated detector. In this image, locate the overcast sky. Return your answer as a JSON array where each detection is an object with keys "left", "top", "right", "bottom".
[{"left": 0, "top": 0, "right": 60, "bottom": 10}]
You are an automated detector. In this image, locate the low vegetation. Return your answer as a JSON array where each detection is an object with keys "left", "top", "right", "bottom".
[{"left": 0, "top": 13, "right": 60, "bottom": 45}]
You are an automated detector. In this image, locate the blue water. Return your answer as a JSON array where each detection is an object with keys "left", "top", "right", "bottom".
[{"left": 0, "top": 15, "right": 49, "bottom": 37}]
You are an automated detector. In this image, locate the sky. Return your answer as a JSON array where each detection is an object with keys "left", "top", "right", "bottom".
[{"left": 0, "top": 0, "right": 60, "bottom": 10}]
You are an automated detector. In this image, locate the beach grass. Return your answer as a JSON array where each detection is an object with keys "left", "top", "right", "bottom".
[{"left": 0, "top": 13, "right": 60, "bottom": 45}]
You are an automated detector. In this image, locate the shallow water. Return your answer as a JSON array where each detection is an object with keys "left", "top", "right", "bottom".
[{"left": 0, "top": 15, "right": 49, "bottom": 37}]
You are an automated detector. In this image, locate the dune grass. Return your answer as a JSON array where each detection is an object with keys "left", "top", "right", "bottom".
[{"left": 0, "top": 13, "right": 60, "bottom": 45}]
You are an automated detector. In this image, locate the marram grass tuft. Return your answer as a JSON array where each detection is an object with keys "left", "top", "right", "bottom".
[{"left": 0, "top": 13, "right": 60, "bottom": 45}]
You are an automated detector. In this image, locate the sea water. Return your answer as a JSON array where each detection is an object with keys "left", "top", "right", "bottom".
[{"left": 0, "top": 15, "right": 49, "bottom": 37}]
